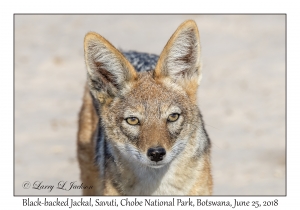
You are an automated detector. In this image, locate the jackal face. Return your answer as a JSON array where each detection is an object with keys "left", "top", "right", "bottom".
[{"left": 84, "top": 20, "right": 203, "bottom": 168}]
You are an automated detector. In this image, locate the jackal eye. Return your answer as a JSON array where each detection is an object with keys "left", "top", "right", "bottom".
[
  {"left": 125, "top": 117, "right": 140, "bottom": 125},
  {"left": 167, "top": 113, "right": 180, "bottom": 122}
]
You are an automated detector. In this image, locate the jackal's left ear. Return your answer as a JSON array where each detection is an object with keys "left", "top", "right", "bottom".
[{"left": 154, "top": 20, "right": 202, "bottom": 98}]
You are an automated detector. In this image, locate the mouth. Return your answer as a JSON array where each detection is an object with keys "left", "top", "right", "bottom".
[{"left": 147, "top": 162, "right": 166, "bottom": 169}]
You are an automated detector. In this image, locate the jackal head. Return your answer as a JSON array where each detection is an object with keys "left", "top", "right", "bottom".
[{"left": 84, "top": 20, "right": 205, "bottom": 168}]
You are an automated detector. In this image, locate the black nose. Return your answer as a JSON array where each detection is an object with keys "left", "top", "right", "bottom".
[{"left": 147, "top": 147, "right": 166, "bottom": 162}]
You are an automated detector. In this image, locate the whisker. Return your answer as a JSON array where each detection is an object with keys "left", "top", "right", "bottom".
[{"left": 204, "top": 123, "right": 220, "bottom": 130}]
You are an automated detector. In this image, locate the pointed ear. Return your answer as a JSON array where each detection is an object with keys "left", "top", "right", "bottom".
[
  {"left": 84, "top": 32, "right": 137, "bottom": 103},
  {"left": 154, "top": 20, "right": 202, "bottom": 99}
]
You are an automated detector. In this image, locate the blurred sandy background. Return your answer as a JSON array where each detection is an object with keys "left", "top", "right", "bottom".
[{"left": 15, "top": 15, "right": 285, "bottom": 196}]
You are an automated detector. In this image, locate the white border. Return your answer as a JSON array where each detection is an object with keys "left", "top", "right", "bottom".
[{"left": 2, "top": 0, "right": 296, "bottom": 209}]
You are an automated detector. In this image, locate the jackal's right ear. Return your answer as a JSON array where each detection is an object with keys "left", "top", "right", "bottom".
[{"left": 84, "top": 32, "right": 137, "bottom": 103}]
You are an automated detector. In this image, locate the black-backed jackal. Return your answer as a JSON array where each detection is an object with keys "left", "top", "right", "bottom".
[{"left": 77, "top": 20, "right": 213, "bottom": 195}]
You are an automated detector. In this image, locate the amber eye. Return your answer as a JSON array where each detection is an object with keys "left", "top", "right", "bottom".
[
  {"left": 126, "top": 117, "right": 140, "bottom": 125},
  {"left": 167, "top": 113, "right": 180, "bottom": 122}
]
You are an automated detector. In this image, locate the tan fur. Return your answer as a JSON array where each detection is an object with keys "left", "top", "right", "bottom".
[
  {"left": 189, "top": 153, "right": 213, "bottom": 195},
  {"left": 77, "top": 84, "right": 105, "bottom": 195},
  {"left": 77, "top": 20, "right": 212, "bottom": 195}
]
